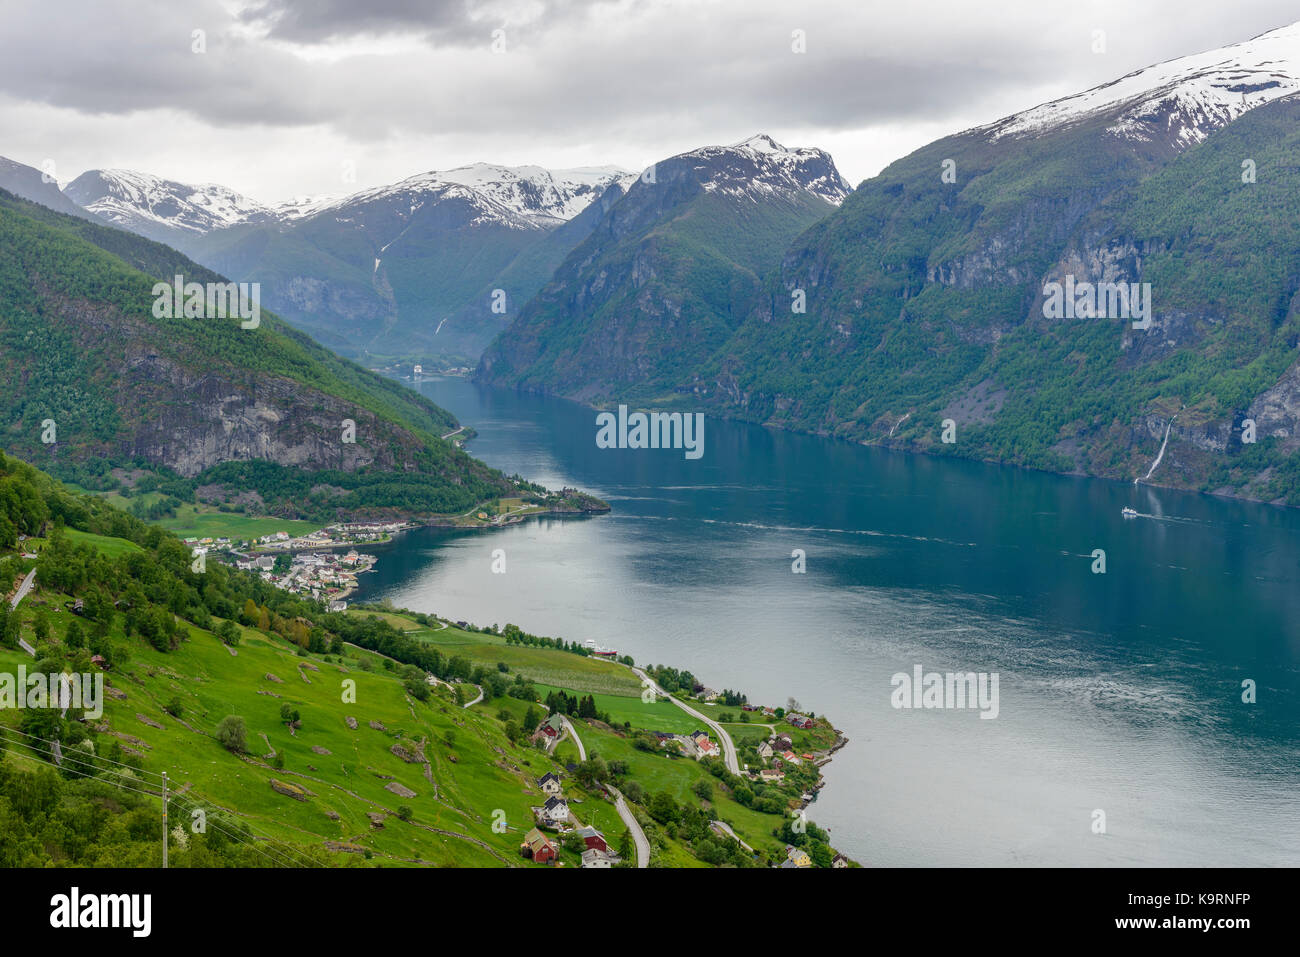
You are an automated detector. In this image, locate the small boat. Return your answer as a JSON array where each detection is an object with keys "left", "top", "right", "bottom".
[{"left": 1122, "top": 507, "right": 1138, "bottom": 518}]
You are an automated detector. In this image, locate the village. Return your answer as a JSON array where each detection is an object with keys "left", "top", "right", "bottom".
[
  {"left": 519, "top": 767, "right": 624, "bottom": 869},
  {"left": 186, "top": 522, "right": 402, "bottom": 609},
  {"left": 526, "top": 702, "right": 848, "bottom": 868}
]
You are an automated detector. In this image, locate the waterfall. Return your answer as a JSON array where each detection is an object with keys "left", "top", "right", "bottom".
[{"left": 1136, "top": 418, "right": 1174, "bottom": 484}]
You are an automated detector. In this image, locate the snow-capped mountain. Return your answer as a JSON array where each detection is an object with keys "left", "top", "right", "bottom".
[
  {"left": 272, "top": 194, "right": 341, "bottom": 221},
  {"left": 671, "top": 134, "right": 851, "bottom": 206},
  {"left": 985, "top": 20, "right": 1300, "bottom": 148},
  {"left": 430, "top": 163, "right": 629, "bottom": 223},
  {"left": 64, "top": 169, "right": 279, "bottom": 240},
  {"left": 180, "top": 163, "right": 633, "bottom": 361},
  {"left": 314, "top": 163, "right": 629, "bottom": 231},
  {"left": 61, "top": 162, "right": 628, "bottom": 242},
  {"left": 476, "top": 134, "right": 850, "bottom": 396}
]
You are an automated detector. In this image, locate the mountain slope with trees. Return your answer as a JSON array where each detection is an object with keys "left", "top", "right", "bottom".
[{"left": 0, "top": 187, "right": 514, "bottom": 518}]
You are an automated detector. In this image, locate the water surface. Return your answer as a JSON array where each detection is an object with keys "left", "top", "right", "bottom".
[{"left": 356, "top": 376, "right": 1300, "bottom": 866}]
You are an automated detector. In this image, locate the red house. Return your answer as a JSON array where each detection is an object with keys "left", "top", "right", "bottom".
[
  {"left": 522, "top": 827, "right": 558, "bottom": 865},
  {"left": 578, "top": 825, "right": 608, "bottom": 853}
]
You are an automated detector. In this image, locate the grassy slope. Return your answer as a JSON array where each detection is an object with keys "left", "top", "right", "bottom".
[{"left": 0, "top": 599, "right": 557, "bottom": 866}]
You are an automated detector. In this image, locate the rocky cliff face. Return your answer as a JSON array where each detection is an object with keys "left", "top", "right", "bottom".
[
  {"left": 0, "top": 188, "right": 508, "bottom": 515},
  {"left": 702, "top": 90, "right": 1300, "bottom": 503}
]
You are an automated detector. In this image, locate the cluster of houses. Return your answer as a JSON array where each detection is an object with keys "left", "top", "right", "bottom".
[
  {"left": 748, "top": 728, "right": 818, "bottom": 786},
  {"left": 229, "top": 549, "right": 376, "bottom": 605},
  {"left": 779, "top": 844, "right": 850, "bottom": 869},
  {"left": 182, "top": 535, "right": 232, "bottom": 550},
  {"left": 651, "top": 728, "right": 720, "bottom": 760},
  {"left": 250, "top": 522, "right": 406, "bottom": 553},
  {"left": 522, "top": 771, "right": 621, "bottom": 868}
]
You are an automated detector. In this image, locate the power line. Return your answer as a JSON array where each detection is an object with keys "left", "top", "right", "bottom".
[
  {"left": 0, "top": 743, "right": 308, "bottom": 868},
  {"left": 0, "top": 724, "right": 169, "bottom": 782}
]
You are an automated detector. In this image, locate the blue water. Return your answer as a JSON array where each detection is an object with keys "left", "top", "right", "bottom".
[{"left": 357, "top": 376, "right": 1300, "bottom": 866}]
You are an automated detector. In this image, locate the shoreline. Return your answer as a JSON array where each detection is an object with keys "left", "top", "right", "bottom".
[{"left": 459, "top": 376, "right": 1296, "bottom": 511}]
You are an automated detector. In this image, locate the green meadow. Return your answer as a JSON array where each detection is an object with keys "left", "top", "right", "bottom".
[{"left": 378, "top": 614, "right": 643, "bottom": 697}]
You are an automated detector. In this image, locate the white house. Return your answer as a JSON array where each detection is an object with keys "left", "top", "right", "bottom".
[{"left": 537, "top": 796, "right": 569, "bottom": 825}]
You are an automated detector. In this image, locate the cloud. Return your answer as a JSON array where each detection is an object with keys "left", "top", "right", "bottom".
[{"left": 0, "top": 0, "right": 1297, "bottom": 198}]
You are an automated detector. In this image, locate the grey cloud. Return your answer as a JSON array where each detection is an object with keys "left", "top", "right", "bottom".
[
  {"left": 3, "top": 0, "right": 1300, "bottom": 197},
  {"left": 234, "top": 0, "right": 599, "bottom": 45}
]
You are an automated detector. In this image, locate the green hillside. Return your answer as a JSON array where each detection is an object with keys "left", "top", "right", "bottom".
[
  {"left": 707, "top": 96, "right": 1300, "bottom": 502},
  {"left": 0, "top": 452, "right": 850, "bottom": 867},
  {"left": 0, "top": 187, "right": 517, "bottom": 519}
]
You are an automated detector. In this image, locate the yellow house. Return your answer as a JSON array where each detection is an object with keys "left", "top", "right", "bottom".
[{"left": 785, "top": 845, "right": 812, "bottom": 868}]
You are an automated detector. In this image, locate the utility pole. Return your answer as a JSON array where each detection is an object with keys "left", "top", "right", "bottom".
[{"left": 162, "top": 771, "right": 169, "bottom": 869}]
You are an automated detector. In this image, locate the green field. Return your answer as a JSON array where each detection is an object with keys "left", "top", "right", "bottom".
[
  {"left": 155, "top": 504, "right": 320, "bottom": 541},
  {"left": 534, "top": 684, "right": 700, "bottom": 734},
  {"left": 366, "top": 613, "right": 643, "bottom": 697},
  {"left": 0, "top": 602, "right": 574, "bottom": 866},
  {"left": 63, "top": 528, "right": 143, "bottom": 558}
]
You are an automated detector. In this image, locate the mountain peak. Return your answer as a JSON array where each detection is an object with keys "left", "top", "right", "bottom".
[
  {"left": 677, "top": 137, "right": 851, "bottom": 205},
  {"left": 64, "top": 168, "right": 276, "bottom": 239},
  {"left": 321, "top": 162, "right": 630, "bottom": 228},
  {"left": 733, "top": 133, "right": 786, "bottom": 153},
  {"left": 983, "top": 19, "right": 1300, "bottom": 148}
]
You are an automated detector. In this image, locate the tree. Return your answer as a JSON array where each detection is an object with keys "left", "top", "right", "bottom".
[
  {"left": 649, "top": 791, "right": 680, "bottom": 825},
  {"left": 216, "top": 619, "right": 241, "bottom": 647},
  {"left": 617, "top": 827, "right": 633, "bottom": 862},
  {"left": 692, "top": 778, "right": 713, "bottom": 802},
  {"left": 65, "top": 619, "right": 84, "bottom": 649},
  {"left": 215, "top": 715, "right": 247, "bottom": 754}
]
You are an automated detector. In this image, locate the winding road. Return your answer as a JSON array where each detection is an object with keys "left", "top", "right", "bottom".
[
  {"left": 10, "top": 568, "right": 36, "bottom": 609},
  {"left": 559, "top": 717, "right": 647, "bottom": 867},
  {"left": 630, "top": 666, "right": 741, "bottom": 775},
  {"left": 607, "top": 785, "right": 650, "bottom": 868},
  {"left": 10, "top": 569, "right": 37, "bottom": 657},
  {"left": 559, "top": 716, "right": 586, "bottom": 760}
]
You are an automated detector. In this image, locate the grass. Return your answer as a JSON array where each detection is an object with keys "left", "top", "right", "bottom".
[
  {"left": 378, "top": 614, "right": 643, "bottom": 697},
  {"left": 64, "top": 528, "right": 143, "bottom": 558},
  {"left": 569, "top": 719, "right": 795, "bottom": 859},
  {"left": 0, "top": 592, "right": 577, "bottom": 867},
  {"left": 534, "top": 684, "right": 701, "bottom": 735},
  {"left": 0, "top": 565, "right": 842, "bottom": 868},
  {"left": 154, "top": 504, "right": 319, "bottom": 541}
]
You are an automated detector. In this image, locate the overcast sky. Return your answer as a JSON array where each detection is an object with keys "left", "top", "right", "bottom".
[{"left": 2, "top": 0, "right": 1298, "bottom": 203}]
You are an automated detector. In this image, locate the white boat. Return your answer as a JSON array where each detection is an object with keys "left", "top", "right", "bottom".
[{"left": 1122, "top": 507, "right": 1138, "bottom": 518}]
